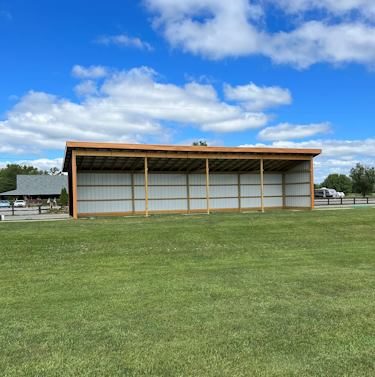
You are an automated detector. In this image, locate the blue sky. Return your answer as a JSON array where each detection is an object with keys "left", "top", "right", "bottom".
[{"left": 0, "top": 0, "right": 374, "bottom": 181}]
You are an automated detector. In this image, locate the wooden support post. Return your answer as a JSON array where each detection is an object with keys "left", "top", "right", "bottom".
[
  {"left": 71, "top": 150, "right": 78, "bottom": 219},
  {"left": 186, "top": 173, "right": 190, "bottom": 214},
  {"left": 260, "top": 158, "right": 264, "bottom": 213},
  {"left": 310, "top": 158, "right": 314, "bottom": 210},
  {"left": 205, "top": 158, "right": 210, "bottom": 214},
  {"left": 144, "top": 157, "right": 149, "bottom": 217},
  {"left": 282, "top": 173, "right": 286, "bottom": 209},
  {"left": 131, "top": 172, "right": 135, "bottom": 214},
  {"left": 237, "top": 173, "right": 241, "bottom": 211}
]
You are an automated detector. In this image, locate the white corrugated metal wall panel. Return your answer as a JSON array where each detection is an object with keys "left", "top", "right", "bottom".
[
  {"left": 148, "top": 186, "right": 187, "bottom": 199},
  {"left": 149, "top": 199, "right": 187, "bottom": 211},
  {"left": 189, "top": 174, "right": 206, "bottom": 185},
  {"left": 264, "top": 197, "right": 283, "bottom": 207},
  {"left": 134, "top": 186, "right": 145, "bottom": 199},
  {"left": 211, "top": 198, "right": 238, "bottom": 209},
  {"left": 209, "top": 185, "right": 237, "bottom": 198},
  {"left": 77, "top": 186, "right": 132, "bottom": 200},
  {"left": 264, "top": 185, "right": 282, "bottom": 196},
  {"left": 209, "top": 174, "right": 237, "bottom": 184},
  {"left": 135, "top": 200, "right": 145, "bottom": 211},
  {"left": 78, "top": 200, "right": 132, "bottom": 213},
  {"left": 149, "top": 174, "right": 186, "bottom": 185},
  {"left": 77, "top": 173, "right": 131, "bottom": 185},
  {"left": 285, "top": 172, "right": 310, "bottom": 184},
  {"left": 190, "top": 199, "right": 207, "bottom": 210},
  {"left": 264, "top": 174, "right": 282, "bottom": 184},
  {"left": 285, "top": 197, "right": 310, "bottom": 207},
  {"left": 241, "top": 197, "right": 261, "bottom": 208},
  {"left": 134, "top": 174, "right": 145, "bottom": 185},
  {"left": 189, "top": 185, "right": 207, "bottom": 198},
  {"left": 240, "top": 185, "right": 261, "bottom": 197},
  {"left": 288, "top": 161, "right": 310, "bottom": 172},
  {"left": 285, "top": 183, "right": 310, "bottom": 196},
  {"left": 240, "top": 174, "right": 260, "bottom": 184}
]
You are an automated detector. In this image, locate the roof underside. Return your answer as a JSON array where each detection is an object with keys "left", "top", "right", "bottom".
[{"left": 63, "top": 142, "right": 321, "bottom": 173}]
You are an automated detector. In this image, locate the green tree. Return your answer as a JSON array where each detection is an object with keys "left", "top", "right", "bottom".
[
  {"left": 350, "top": 163, "right": 375, "bottom": 197},
  {"left": 0, "top": 164, "right": 43, "bottom": 193},
  {"left": 321, "top": 174, "right": 352, "bottom": 194},
  {"left": 59, "top": 187, "right": 69, "bottom": 207},
  {"left": 192, "top": 140, "right": 208, "bottom": 146}
]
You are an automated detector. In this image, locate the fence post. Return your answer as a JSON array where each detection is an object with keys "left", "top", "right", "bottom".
[
  {"left": 354, "top": 197, "right": 356, "bottom": 205},
  {"left": 367, "top": 197, "right": 369, "bottom": 204},
  {"left": 340, "top": 197, "right": 343, "bottom": 205},
  {"left": 38, "top": 205, "right": 42, "bottom": 214},
  {"left": 12, "top": 204, "right": 14, "bottom": 216},
  {"left": 328, "top": 198, "right": 330, "bottom": 205}
]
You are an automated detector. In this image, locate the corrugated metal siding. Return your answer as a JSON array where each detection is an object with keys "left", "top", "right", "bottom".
[
  {"left": 240, "top": 174, "right": 260, "bottom": 184},
  {"left": 285, "top": 196, "right": 310, "bottom": 207},
  {"left": 78, "top": 200, "right": 132, "bottom": 214},
  {"left": 241, "top": 197, "right": 261, "bottom": 208},
  {"left": 285, "top": 183, "right": 310, "bottom": 196},
  {"left": 76, "top": 168, "right": 310, "bottom": 215},
  {"left": 284, "top": 161, "right": 311, "bottom": 208}
]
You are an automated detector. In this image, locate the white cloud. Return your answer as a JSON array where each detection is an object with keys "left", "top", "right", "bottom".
[
  {"left": 268, "top": 0, "right": 375, "bottom": 19},
  {"left": 71, "top": 65, "right": 108, "bottom": 79},
  {"left": 74, "top": 80, "right": 98, "bottom": 96},
  {"left": 239, "top": 138, "right": 375, "bottom": 181},
  {"left": 146, "top": 0, "right": 375, "bottom": 67},
  {"left": 96, "top": 34, "right": 153, "bottom": 51},
  {"left": 0, "top": 65, "right": 275, "bottom": 156},
  {"left": 258, "top": 122, "right": 331, "bottom": 141},
  {"left": 224, "top": 83, "right": 292, "bottom": 111}
]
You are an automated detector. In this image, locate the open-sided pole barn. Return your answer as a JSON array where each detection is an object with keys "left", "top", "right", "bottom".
[{"left": 63, "top": 142, "right": 321, "bottom": 219}]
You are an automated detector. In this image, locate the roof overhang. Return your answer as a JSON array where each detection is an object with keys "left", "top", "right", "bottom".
[{"left": 63, "top": 141, "right": 321, "bottom": 173}]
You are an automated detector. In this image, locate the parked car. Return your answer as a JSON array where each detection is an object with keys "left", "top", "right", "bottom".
[
  {"left": 0, "top": 200, "right": 11, "bottom": 208},
  {"left": 13, "top": 199, "right": 27, "bottom": 208}
]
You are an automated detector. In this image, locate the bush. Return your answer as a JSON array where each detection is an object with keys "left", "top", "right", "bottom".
[{"left": 59, "top": 188, "right": 69, "bottom": 207}]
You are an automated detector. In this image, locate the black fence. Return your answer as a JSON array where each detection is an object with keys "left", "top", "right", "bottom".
[
  {"left": 315, "top": 197, "right": 375, "bottom": 206},
  {"left": 0, "top": 205, "right": 50, "bottom": 216}
]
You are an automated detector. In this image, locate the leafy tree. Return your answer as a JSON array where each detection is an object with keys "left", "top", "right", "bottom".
[
  {"left": 49, "top": 167, "right": 61, "bottom": 175},
  {"left": 350, "top": 163, "right": 375, "bottom": 197},
  {"left": 192, "top": 140, "right": 208, "bottom": 146},
  {"left": 59, "top": 187, "right": 69, "bottom": 207},
  {"left": 0, "top": 164, "right": 43, "bottom": 193},
  {"left": 321, "top": 174, "right": 352, "bottom": 194}
]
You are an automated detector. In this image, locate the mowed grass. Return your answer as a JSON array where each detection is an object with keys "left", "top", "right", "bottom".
[{"left": 0, "top": 209, "right": 374, "bottom": 377}]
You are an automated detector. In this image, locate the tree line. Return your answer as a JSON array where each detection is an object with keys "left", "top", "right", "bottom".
[{"left": 317, "top": 163, "right": 375, "bottom": 197}]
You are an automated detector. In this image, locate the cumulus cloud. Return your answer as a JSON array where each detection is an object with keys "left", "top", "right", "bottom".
[
  {"left": 224, "top": 83, "right": 292, "bottom": 111},
  {"left": 146, "top": 0, "right": 375, "bottom": 67},
  {"left": 96, "top": 34, "right": 153, "bottom": 51},
  {"left": 0, "top": 65, "right": 278, "bottom": 156},
  {"left": 258, "top": 122, "right": 331, "bottom": 141},
  {"left": 71, "top": 65, "right": 108, "bottom": 79},
  {"left": 239, "top": 138, "right": 375, "bottom": 181}
]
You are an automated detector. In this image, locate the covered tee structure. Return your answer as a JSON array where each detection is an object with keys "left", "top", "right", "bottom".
[{"left": 63, "top": 142, "right": 321, "bottom": 219}]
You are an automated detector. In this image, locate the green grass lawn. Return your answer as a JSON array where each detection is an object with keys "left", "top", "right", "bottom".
[{"left": 1, "top": 209, "right": 374, "bottom": 377}]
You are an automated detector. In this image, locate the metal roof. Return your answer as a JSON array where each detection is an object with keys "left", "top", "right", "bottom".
[
  {"left": 0, "top": 175, "right": 68, "bottom": 196},
  {"left": 63, "top": 141, "right": 321, "bottom": 172}
]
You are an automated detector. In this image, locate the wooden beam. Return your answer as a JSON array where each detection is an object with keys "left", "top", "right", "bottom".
[
  {"left": 131, "top": 172, "right": 135, "bottom": 214},
  {"left": 74, "top": 150, "right": 312, "bottom": 161},
  {"left": 282, "top": 173, "right": 286, "bottom": 209},
  {"left": 71, "top": 150, "right": 78, "bottom": 219},
  {"left": 186, "top": 173, "right": 190, "bottom": 214},
  {"left": 260, "top": 159, "right": 264, "bottom": 213},
  {"left": 238, "top": 173, "right": 241, "bottom": 211},
  {"left": 205, "top": 158, "right": 210, "bottom": 215},
  {"left": 144, "top": 157, "right": 149, "bottom": 217},
  {"left": 310, "top": 158, "right": 315, "bottom": 210}
]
